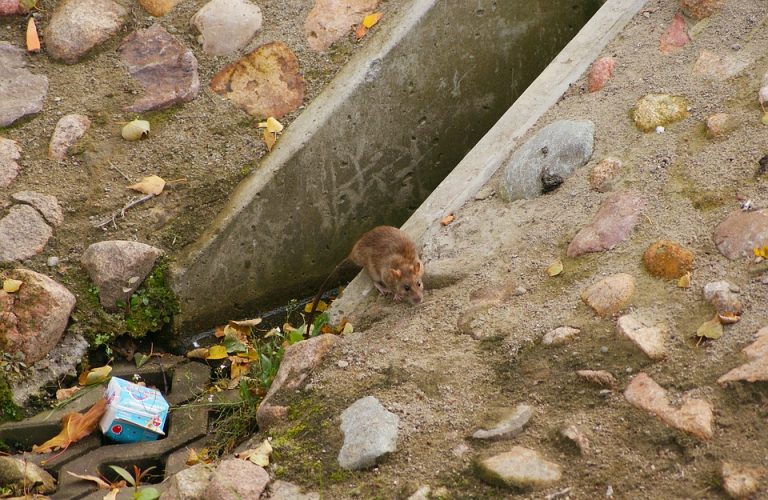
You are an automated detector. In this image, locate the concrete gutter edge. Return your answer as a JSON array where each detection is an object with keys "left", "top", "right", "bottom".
[{"left": 329, "top": 0, "right": 649, "bottom": 321}]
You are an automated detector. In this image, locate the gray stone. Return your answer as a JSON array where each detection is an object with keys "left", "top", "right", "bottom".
[
  {"left": 11, "top": 191, "right": 64, "bottom": 227},
  {"left": 257, "top": 334, "right": 340, "bottom": 430},
  {"left": 45, "top": 0, "right": 127, "bottom": 64},
  {"left": 567, "top": 191, "right": 646, "bottom": 257},
  {"left": 204, "top": 458, "right": 270, "bottom": 500},
  {"left": 581, "top": 273, "right": 635, "bottom": 318},
  {"left": 0, "top": 42, "right": 48, "bottom": 127},
  {"left": 48, "top": 113, "right": 91, "bottom": 160},
  {"left": 617, "top": 312, "right": 667, "bottom": 360},
  {"left": 118, "top": 24, "right": 200, "bottom": 112},
  {"left": 80, "top": 240, "right": 163, "bottom": 310},
  {"left": 0, "top": 205, "right": 52, "bottom": 263},
  {"left": 472, "top": 403, "right": 533, "bottom": 440},
  {"left": 10, "top": 331, "right": 88, "bottom": 405},
  {"left": 338, "top": 396, "right": 399, "bottom": 470},
  {"left": 543, "top": 326, "right": 580, "bottom": 346},
  {"left": 269, "top": 480, "right": 321, "bottom": 500},
  {"left": 624, "top": 372, "right": 713, "bottom": 440},
  {"left": 191, "top": 0, "right": 263, "bottom": 56},
  {"left": 713, "top": 209, "right": 768, "bottom": 260},
  {"left": 499, "top": 119, "right": 594, "bottom": 201},
  {"left": 475, "top": 446, "right": 562, "bottom": 489},
  {"left": 721, "top": 462, "right": 761, "bottom": 499},
  {"left": 0, "top": 268, "right": 77, "bottom": 365},
  {"left": 163, "top": 464, "right": 214, "bottom": 500},
  {"left": 703, "top": 280, "right": 742, "bottom": 318},
  {"left": 0, "top": 456, "right": 56, "bottom": 495},
  {"left": 0, "top": 138, "right": 21, "bottom": 189}
]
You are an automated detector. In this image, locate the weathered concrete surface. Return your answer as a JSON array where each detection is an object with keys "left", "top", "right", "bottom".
[
  {"left": 172, "top": 0, "right": 602, "bottom": 332},
  {"left": 331, "top": 0, "right": 649, "bottom": 323}
]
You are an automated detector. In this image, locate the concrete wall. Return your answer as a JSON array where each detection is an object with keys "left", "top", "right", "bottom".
[{"left": 171, "top": 0, "right": 602, "bottom": 332}]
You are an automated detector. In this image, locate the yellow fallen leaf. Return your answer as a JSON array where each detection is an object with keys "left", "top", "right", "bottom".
[
  {"left": 206, "top": 345, "right": 228, "bottom": 360},
  {"left": 342, "top": 322, "right": 354, "bottom": 334},
  {"left": 129, "top": 175, "right": 165, "bottom": 195},
  {"left": 229, "top": 356, "right": 250, "bottom": 379},
  {"left": 26, "top": 17, "right": 40, "bottom": 53},
  {"left": 440, "top": 214, "right": 455, "bottom": 226},
  {"left": 304, "top": 300, "right": 327, "bottom": 313},
  {"left": 257, "top": 117, "right": 283, "bottom": 134},
  {"left": 186, "top": 447, "right": 212, "bottom": 466},
  {"left": 263, "top": 129, "right": 277, "bottom": 151},
  {"left": 696, "top": 317, "right": 723, "bottom": 340},
  {"left": 237, "top": 439, "right": 272, "bottom": 466},
  {"left": 363, "top": 12, "right": 383, "bottom": 28},
  {"left": 677, "top": 272, "right": 691, "bottom": 289},
  {"left": 33, "top": 398, "right": 107, "bottom": 453},
  {"left": 546, "top": 259, "right": 563, "bottom": 277},
  {"left": 3, "top": 278, "right": 22, "bottom": 293},
  {"left": 78, "top": 365, "right": 112, "bottom": 386},
  {"left": 247, "top": 347, "right": 259, "bottom": 361}
]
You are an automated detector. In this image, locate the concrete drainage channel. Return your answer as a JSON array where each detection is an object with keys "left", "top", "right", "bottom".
[
  {"left": 170, "top": 0, "right": 605, "bottom": 332},
  {"left": 0, "top": 358, "right": 210, "bottom": 499},
  {"left": 0, "top": 0, "right": 650, "bottom": 497}
]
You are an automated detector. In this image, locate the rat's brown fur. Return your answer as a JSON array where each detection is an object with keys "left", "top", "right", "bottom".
[{"left": 307, "top": 226, "right": 424, "bottom": 331}]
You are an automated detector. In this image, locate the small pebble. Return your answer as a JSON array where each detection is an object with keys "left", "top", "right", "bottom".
[
  {"left": 731, "top": 43, "right": 741, "bottom": 51},
  {"left": 46, "top": 256, "right": 59, "bottom": 267},
  {"left": 337, "top": 360, "right": 349, "bottom": 368},
  {"left": 600, "top": 346, "right": 608, "bottom": 353},
  {"left": 655, "top": 125, "right": 665, "bottom": 134}
]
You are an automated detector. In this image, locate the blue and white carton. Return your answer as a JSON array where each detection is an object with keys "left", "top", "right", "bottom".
[{"left": 99, "top": 377, "right": 169, "bottom": 444}]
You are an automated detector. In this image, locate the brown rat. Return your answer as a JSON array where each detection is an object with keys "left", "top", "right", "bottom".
[{"left": 307, "top": 226, "right": 424, "bottom": 328}]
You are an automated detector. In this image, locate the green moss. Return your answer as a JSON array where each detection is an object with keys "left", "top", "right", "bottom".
[
  {"left": 0, "top": 373, "right": 22, "bottom": 423},
  {"left": 121, "top": 259, "right": 179, "bottom": 338}
]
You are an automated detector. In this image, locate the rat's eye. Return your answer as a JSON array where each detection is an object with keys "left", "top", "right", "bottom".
[
  {"left": 404, "top": 284, "right": 411, "bottom": 291},
  {"left": 418, "top": 281, "right": 423, "bottom": 288}
]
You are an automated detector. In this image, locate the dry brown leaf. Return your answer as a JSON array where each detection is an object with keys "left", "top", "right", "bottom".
[
  {"left": 229, "top": 317, "right": 263, "bottom": 328},
  {"left": 237, "top": 439, "right": 272, "bottom": 466},
  {"left": 576, "top": 369, "right": 617, "bottom": 387},
  {"left": 186, "top": 347, "right": 209, "bottom": 359},
  {"left": 56, "top": 386, "right": 82, "bottom": 401},
  {"left": 440, "top": 214, "right": 455, "bottom": 226},
  {"left": 104, "top": 488, "right": 120, "bottom": 500},
  {"left": 26, "top": 17, "right": 40, "bottom": 53},
  {"left": 129, "top": 175, "right": 165, "bottom": 195},
  {"left": 210, "top": 42, "right": 305, "bottom": 119},
  {"left": 33, "top": 398, "right": 107, "bottom": 453},
  {"left": 66, "top": 471, "right": 112, "bottom": 490},
  {"left": 229, "top": 356, "right": 250, "bottom": 379}
]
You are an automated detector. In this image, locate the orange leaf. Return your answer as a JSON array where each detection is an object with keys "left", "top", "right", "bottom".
[
  {"left": 33, "top": 398, "right": 107, "bottom": 454},
  {"left": 440, "top": 214, "right": 455, "bottom": 226},
  {"left": 26, "top": 18, "right": 40, "bottom": 53},
  {"left": 355, "top": 23, "right": 367, "bottom": 40}
]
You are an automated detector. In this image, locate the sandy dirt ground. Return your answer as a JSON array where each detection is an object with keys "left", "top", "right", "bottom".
[{"left": 269, "top": 1, "right": 768, "bottom": 498}]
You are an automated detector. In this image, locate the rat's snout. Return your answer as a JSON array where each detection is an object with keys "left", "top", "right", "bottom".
[{"left": 410, "top": 292, "right": 423, "bottom": 305}]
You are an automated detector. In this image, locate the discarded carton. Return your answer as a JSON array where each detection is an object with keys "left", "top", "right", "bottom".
[{"left": 99, "top": 377, "right": 169, "bottom": 443}]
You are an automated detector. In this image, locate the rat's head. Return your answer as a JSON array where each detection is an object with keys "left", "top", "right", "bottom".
[{"left": 388, "top": 259, "right": 424, "bottom": 305}]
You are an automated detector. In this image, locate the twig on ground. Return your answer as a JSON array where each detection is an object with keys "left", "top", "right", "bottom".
[
  {"left": 109, "top": 161, "right": 131, "bottom": 182},
  {"left": 93, "top": 194, "right": 155, "bottom": 229}
]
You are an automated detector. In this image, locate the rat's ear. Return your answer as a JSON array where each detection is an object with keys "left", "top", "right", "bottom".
[
  {"left": 412, "top": 261, "right": 421, "bottom": 273},
  {"left": 390, "top": 268, "right": 402, "bottom": 279}
]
